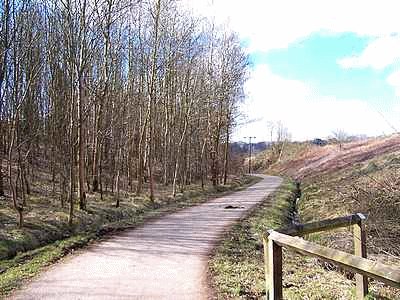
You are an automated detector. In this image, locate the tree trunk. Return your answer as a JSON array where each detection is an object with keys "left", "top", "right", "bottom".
[
  {"left": 68, "top": 158, "right": 74, "bottom": 227},
  {"left": 9, "top": 117, "right": 24, "bottom": 228},
  {"left": 115, "top": 148, "right": 121, "bottom": 208},
  {"left": 17, "top": 207, "right": 24, "bottom": 228},
  {"left": 211, "top": 150, "right": 217, "bottom": 186},
  {"left": 200, "top": 138, "right": 207, "bottom": 189},
  {"left": 92, "top": 109, "right": 100, "bottom": 192},
  {"left": 77, "top": 76, "right": 86, "bottom": 210},
  {"left": 0, "top": 156, "right": 4, "bottom": 197},
  {"left": 223, "top": 113, "right": 230, "bottom": 185},
  {"left": 136, "top": 136, "right": 144, "bottom": 195},
  {"left": 51, "top": 146, "right": 56, "bottom": 196},
  {"left": 146, "top": 0, "right": 161, "bottom": 204},
  {"left": 68, "top": 65, "right": 75, "bottom": 226},
  {"left": 163, "top": 108, "right": 169, "bottom": 186},
  {"left": 21, "top": 161, "right": 30, "bottom": 196},
  {"left": 60, "top": 173, "right": 66, "bottom": 208},
  {"left": 99, "top": 149, "right": 104, "bottom": 200},
  {"left": 172, "top": 116, "right": 191, "bottom": 196},
  {"left": 147, "top": 99, "right": 155, "bottom": 203},
  {"left": 0, "top": 0, "right": 9, "bottom": 198}
]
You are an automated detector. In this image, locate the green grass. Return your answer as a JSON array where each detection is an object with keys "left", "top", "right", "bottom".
[
  {"left": 0, "top": 175, "right": 260, "bottom": 298},
  {"left": 209, "top": 179, "right": 297, "bottom": 299}
]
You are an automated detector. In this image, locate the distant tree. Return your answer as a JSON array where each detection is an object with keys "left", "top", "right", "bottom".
[
  {"left": 266, "top": 121, "right": 275, "bottom": 144},
  {"left": 267, "top": 121, "right": 291, "bottom": 162},
  {"left": 276, "top": 121, "right": 292, "bottom": 161},
  {"left": 332, "top": 129, "right": 349, "bottom": 151}
]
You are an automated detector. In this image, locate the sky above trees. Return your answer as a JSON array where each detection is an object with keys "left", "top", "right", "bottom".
[{"left": 185, "top": 0, "right": 400, "bottom": 141}]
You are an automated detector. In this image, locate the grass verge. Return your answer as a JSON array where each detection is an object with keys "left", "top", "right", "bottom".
[
  {"left": 209, "top": 179, "right": 297, "bottom": 299},
  {"left": 209, "top": 179, "right": 356, "bottom": 299},
  {"left": 0, "top": 175, "right": 260, "bottom": 298}
]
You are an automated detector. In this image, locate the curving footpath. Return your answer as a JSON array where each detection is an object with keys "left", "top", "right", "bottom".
[{"left": 10, "top": 175, "right": 282, "bottom": 300}]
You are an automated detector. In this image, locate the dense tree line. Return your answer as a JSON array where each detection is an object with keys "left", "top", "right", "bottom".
[{"left": 0, "top": 0, "right": 248, "bottom": 227}]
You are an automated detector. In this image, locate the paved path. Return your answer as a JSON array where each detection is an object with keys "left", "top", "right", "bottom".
[{"left": 10, "top": 175, "right": 282, "bottom": 300}]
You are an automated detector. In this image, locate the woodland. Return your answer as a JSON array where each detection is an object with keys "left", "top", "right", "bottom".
[{"left": 0, "top": 0, "right": 248, "bottom": 227}]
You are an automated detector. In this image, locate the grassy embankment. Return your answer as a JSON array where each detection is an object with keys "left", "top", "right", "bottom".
[
  {"left": 211, "top": 140, "right": 400, "bottom": 299},
  {"left": 0, "top": 175, "right": 260, "bottom": 297},
  {"left": 293, "top": 152, "right": 400, "bottom": 299}
]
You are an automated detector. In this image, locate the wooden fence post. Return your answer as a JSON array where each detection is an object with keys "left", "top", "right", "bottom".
[
  {"left": 267, "top": 236, "right": 283, "bottom": 300},
  {"left": 354, "top": 213, "right": 368, "bottom": 299},
  {"left": 263, "top": 234, "right": 270, "bottom": 299}
]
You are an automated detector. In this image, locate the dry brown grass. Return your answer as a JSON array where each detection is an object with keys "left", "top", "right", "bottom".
[
  {"left": 261, "top": 137, "right": 400, "bottom": 299},
  {"left": 272, "top": 134, "right": 400, "bottom": 180}
]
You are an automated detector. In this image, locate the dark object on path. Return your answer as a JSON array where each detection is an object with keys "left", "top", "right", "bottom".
[{"left": 224, "top": 205, "right": 245, "bottom": 209}]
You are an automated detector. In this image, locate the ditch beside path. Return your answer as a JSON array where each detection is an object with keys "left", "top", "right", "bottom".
[{"left": 10, "top": 175, "right": 282, "bottom": 300}]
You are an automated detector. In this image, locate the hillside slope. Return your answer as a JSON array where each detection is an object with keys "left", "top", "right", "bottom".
[
  {"left": 270, "top": 134, "right": 400, "bottom": 179},
  {"left": 262, "top": 135, "right": 400, "bottom": 298}
]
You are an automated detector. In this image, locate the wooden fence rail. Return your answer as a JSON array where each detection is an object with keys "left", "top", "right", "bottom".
[{"left": 262, "top": 213, "right": 400, "bottom": 299}]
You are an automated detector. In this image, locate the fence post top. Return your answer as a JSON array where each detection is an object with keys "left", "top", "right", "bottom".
[
  {"left": 356, "top": 213, "right": 367, "bottom": 221},
  {"left": 264, "top": 229, "right": 275, "bottom": 239}
]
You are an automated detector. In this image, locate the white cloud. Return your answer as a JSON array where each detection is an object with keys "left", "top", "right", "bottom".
[
  {"left": 184, "top": 0, "right": 400, "bottom": 52},
  {"left": 387, "top": 70, "right": 400, "bottom": 96},
  {"left": 233, "top": 65, "right": 398, "bottom": 141},
  {"left": 338, "top": 35, "right": 400, "bottom": 69},
  {"left": 182, "top": 1, "right": 400, "bottom": 141}
]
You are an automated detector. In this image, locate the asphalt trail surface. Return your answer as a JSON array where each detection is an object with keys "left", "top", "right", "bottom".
[{"left": 11, "top": 175, "right": 282, "bottom": 300}]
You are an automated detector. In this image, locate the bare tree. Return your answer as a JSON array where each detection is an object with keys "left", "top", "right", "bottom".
[
  {"left": 267, "top": 121, "right": 291, "bottom": 162},
  {"left": 0, "top": 0, "right": 10, "bottom": 198},
  {"left": 0, "top": 0, "right": 249, "bottom": 227},
  {"left": 332, "top": 129, "right": 349, "bottom": 151}
]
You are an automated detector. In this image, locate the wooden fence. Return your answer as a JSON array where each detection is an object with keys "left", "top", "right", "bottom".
[{"left": 263, "top": 213, "right": 400, "bottom": 299}]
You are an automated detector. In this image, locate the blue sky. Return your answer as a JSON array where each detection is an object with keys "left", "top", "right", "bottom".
[
  {"left": 186, "top": 0, "right": 400, "bottom": 141},
  {"left": 251, "top": 33, "right": 397, "bottom": 114}
]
